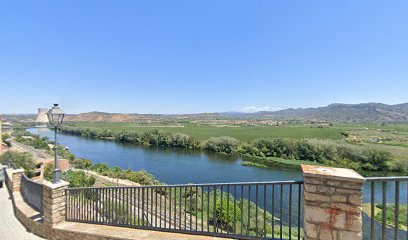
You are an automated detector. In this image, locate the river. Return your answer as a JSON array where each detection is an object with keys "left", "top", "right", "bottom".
[{"left": 28, "top": 127, "right": 303, "bottom": 184}]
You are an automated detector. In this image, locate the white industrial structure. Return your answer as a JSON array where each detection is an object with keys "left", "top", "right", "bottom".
[{"left": 35, "top": 108, "right": 49, "bottom": 123}]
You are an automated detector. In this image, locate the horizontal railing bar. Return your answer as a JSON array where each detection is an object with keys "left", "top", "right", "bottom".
[
  {"left": 67, "top": 179, "right": 304, "bottom": 190},
  {"left": 365, "top": 176, "right": 408, "bottom": 182},
  {"left": 65, "top": 218, "right": 270, "bottom": 240}
]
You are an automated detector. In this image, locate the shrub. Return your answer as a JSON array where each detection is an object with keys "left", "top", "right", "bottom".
[
  {"left": 61, "top": 170, "right": 96, "bottom": 187},
  {"left": 204, "top": 136, "right": 239, "bottom": 154},
  {"left": 0, "top": 151, "right": 36, "bottom": 177}
]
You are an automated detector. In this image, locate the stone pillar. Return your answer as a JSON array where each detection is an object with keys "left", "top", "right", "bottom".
[
  {"left": 8, "top": 168, "right": 24, "bottom": 192},
  {"left": 42, "top": 180, "right": 69, "bottom": 228},
  {"left": 302, "top": 165, "right": 364, "bottom": 240}
]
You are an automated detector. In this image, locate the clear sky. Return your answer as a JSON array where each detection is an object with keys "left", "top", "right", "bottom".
[{"left": 0, "top": 1, "right": 407, "bottom": 114}]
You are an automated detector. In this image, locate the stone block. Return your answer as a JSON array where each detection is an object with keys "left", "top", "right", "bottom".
[
  {"left": 339, "top": 230, "right": 362, "bottom": 239},
  {"left": 305, "top": 192, "right": 330, "bottom": 202},
  {"left": 304, "top": 177, "right": 325, "bottom": 185},
  {"left": 319, "top": 227, "right": 334, "bottom": 240},
  {"left": 349, "top": 194, "right": 362, "bottom": 206},
  {"left": 333, "top": 211, "right": 346, "bottom": 230},
  {"left": 330, "top": 203, "right": 361, "bottom": 214},
  {"left": 335, "top": 188, "right": 360, "bottom": 195},
  {"left": 305, "top": 184, "right": 317, "bottom": 193},
  {"left": 305, "top": 205, "right": 330, "bottom": 223},
  {"left": 346, "top": 213, "right": 362, "bottom": 232},
  {"left": 305, "top": 222, "right": 318, "bottom": 238},
  {"left": 331, "top": 195, "right": 347, "bottom": 203}
]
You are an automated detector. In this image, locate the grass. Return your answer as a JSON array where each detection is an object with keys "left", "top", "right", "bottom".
[
  {"left": 66, "top": 122, "right": 344, "bottom": 142},
  {"left": 241, "top": 161, "right": 268, "bottom": 168},
  {"left": 362, "top": 203, "right": 407, "bottom": 231},
  {"left": 241, "top": 155, "right": 323, "bottom": 170}
]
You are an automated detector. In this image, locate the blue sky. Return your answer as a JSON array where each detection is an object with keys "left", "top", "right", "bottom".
[{"left": 0, "top": 1, "right": 407, "bottom": 114}]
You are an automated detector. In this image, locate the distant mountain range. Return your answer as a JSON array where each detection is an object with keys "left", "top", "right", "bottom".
[
  {"left": 2, "top": 103, "right": 408, "bottom": 123},
  {"left": 245, "top": 103, "right": 408, "bottom": 122},
  {"left": 63, "top": 103, "right": 408, "bottom": 123}
]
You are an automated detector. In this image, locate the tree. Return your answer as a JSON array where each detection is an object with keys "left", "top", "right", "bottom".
[{"left": 205, "top": 136, "right": 240, "bottom": 154}]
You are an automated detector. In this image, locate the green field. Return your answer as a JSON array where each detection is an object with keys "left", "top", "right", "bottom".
[{"left": 64, "top": 122, "right": 344, "bottom": 142}]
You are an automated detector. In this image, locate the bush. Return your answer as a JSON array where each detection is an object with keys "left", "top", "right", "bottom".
[
  {"left": 44, "top": 163, "right": 54, "bottom": 181},
  {"left": 204, "top": 136, "right": 239, "bottom": 154},
  {"left": 1, "top": 133, "right": 10, "bottom": 142},
  {"left": 244, "top": 138, "right": 396, "bottom": 172},
  {"left": 14, "top": 132, "right": 50, "bottom": 151},
  {"left": 0, "top": 151, "right": 37, "bottom": 177},
  {"left": 61, "top": 170, "right": 96, "bottom": 187},
  {"left": 90, "top": 163, "right": 159, "bottom": 185},
  {"left": 69, "top": 158, "right": 93, "bottom": 169}
]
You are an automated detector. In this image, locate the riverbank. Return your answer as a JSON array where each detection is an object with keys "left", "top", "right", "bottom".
[{"left": 241, "top": 155, "right": 322, "bottom": 170}]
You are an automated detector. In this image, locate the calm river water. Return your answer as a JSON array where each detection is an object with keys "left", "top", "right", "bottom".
[{"left": 28, "top": 127, "right": 303, "bottom": 184}]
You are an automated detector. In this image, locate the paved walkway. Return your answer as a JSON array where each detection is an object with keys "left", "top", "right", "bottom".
[{"left": 0, "top": 186, "right": 44, "bottom": 240}]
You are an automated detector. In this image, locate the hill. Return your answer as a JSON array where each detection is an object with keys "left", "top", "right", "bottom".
[
  {"left": 253, "top": 103, "right": 408, "bottom": 122},
  {"left": 63, "top": 103, "right": 408, "bottom": 123}
]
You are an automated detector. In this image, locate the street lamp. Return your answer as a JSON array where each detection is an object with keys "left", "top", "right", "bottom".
[{"left": 47, "top": 104, "right": 65, "bottom": 183}]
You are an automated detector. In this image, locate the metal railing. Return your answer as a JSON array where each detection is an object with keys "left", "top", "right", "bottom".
[
  {"left": 66, "top": 180, "right": 304, "bottom": 239},
  {"left": 21, "top": 173, "right": 43, "bottom": 213},
  {"left": 364, "top": 176, "right": 408, "bottom": 240}
]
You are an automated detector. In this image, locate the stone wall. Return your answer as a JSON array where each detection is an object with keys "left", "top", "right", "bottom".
[
  {"left": 5, "top": 168, "right": 49, "bottom": 238},
  {"left": 302, "top": 165, "right": 364, "bottom": 240},
  {"left": 42, "top": 180, "right": 69, "bottom": 228},
  {"left": 13, "top": 191, "right": 49, "bottom": 239},
  {"left": 6, "top": 168, "right": 24, "bottom": 192},
  {"left": 51, "top": 228, "right": 121, "bottom": 240}
]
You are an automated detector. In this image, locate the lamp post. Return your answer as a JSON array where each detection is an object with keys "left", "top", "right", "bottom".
[{"left": 47, "top": 104, "right": 65, "bottom": 183}]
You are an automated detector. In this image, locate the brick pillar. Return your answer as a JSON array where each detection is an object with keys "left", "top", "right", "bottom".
[
  {"left": 302, "top": 165, "right": 364, "bottom": 240},
  {"left": 7, "top": 168, "right": 24, "bottom": 192},
  {"left": 42, "top": 180, "right": 69, "bottom": 228}
]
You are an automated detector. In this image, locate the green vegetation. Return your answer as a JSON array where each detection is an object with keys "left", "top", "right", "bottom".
[
  {"left": 64, "top": 154, "right": 159, "bottom": 186},
  {"left": 362, "top": 203, "right": 407, "bottom": 231},
  {"left": 90, "top": 163, "right": 159, "bottom": 185},
  {"left": 241, "top": 161, "right": 268, "bottom": 168},
  {"left": 61, "top": 170, "right": 96, "bottom": 187},
  {"left": 60, "top": 123, "right": 408, "bottom": 173},
  {"left": 44, "top": 163, "right": 96, "bottom": 187},
  {"left": 12, "top": 129, "right": 51, "bottom": 151},
  {"left": 205, "top": 136, "right": 239, "bottom": 154},
  {"left": 0, "top": 151, "right": 36, "bottom": 177},
  {"left": 238, "top": 138, "right": 405, "bottom": 172},
  {"left": 1, "top": 133, "right": 11, "bottom": 146},
  {"left": 62, "top": 123, "right": 344, "bottom": 141},
  {"left": 10, "top": 130, "right": 160, "bottom": 186}
]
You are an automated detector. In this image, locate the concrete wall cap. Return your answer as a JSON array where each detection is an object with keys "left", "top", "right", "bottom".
[
  {"left": 301, "top": 164, "right": 364, "bottom": 183},
  {"left": 12, "top": 168, "right": 25, "bottom": 173},
  {"left": 42, "top": 180, "right": 69, "bottom": 189}
]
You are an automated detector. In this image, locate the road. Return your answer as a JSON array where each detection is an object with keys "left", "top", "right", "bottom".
[{"left": 0, "top": 186, "right": 44, "bottom": 240}]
